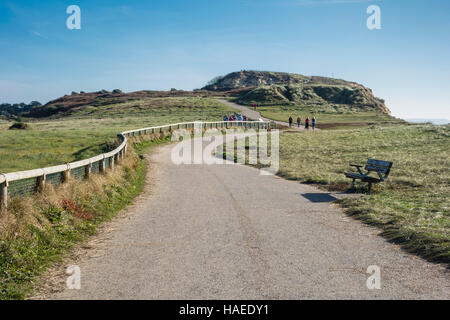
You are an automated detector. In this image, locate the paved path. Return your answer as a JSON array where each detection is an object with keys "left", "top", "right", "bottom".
[
  {"left": 216, "top": 99, "right": 309, "bottom": 130},
  {"left": 45, "top": 137, "right": 449, "bottom": 300}
]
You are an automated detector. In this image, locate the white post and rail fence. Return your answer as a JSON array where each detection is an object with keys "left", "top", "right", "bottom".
[{"left": 0, "top": 120, "right": 275, "bottom": 208}]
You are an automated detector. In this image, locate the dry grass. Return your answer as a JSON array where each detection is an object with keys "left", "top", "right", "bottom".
[
  {"left": 0, "top": 144, "right": 148, "bottom": 299},
  {"left": 0, "top": 153, "right": 138, "bottom": 238}
]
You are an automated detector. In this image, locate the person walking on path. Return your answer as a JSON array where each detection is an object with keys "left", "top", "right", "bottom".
[
  {"left": 289, "top": 116, "right": 293, "bottom": 128},
  {"left": 305, "top": 117, "right": 310, "bottom": 129},
  {"left": 297, "top": 116, "right": 301, "bottom": 128},
  {"left": 312, "top": 117, "right": 316, "bottom": 130}
]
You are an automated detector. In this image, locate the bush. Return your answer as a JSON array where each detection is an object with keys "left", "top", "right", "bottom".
[{"left": 8, "top": 122, "right": 30, "bottom": 130}]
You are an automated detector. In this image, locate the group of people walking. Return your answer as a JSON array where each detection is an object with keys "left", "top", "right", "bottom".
[
  {"left": 289, "top": 116, "right": 316, "bottom": 130},
  {"left": 223, "top": 112, "right": 247, "bottom": 122}
]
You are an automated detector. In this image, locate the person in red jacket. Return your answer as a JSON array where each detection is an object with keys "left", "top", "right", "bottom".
[{"left": 305, "top": 117, "right": 310, "bottom": 129}]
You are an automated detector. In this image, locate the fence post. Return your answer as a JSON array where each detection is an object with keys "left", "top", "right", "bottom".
[
  {"left": 100, "top": 155, "right": 106, "bottom": 173},
  {"left": 109, "top": 156, "right": 115, "bottom": 170},
  {"left": 0, "top": 178, "right": 7, "bottom": 209},
  {"left": 37, "top": 170, "right": 46, "bottom": 191},
  {"left": 85, "top": 162, "right": 92, "bottom": 179},
  {"left": 63, "top": 165, "right": 71, "bottom": 183}
]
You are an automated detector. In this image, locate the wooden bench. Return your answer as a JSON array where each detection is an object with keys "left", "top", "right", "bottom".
[{"left": 345, "top": 159, "right": 393, "bottom": 193}]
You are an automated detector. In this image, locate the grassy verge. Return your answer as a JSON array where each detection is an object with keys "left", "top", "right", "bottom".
[
  {"left": 0, "top": 134, "right": 169, "bottom": 300},
  {"left": 276, "top": 124, "right": 449, "bottom": 263}
]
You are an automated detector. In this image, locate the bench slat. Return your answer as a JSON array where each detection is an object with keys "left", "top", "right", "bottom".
[
  {"left": 367, "top": 159, "right": 392, "bottom": 168},
  {"left": 364, "top": 165, "right": 390, "bottom": 173}
]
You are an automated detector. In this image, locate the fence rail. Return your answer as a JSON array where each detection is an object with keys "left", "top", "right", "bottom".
[{"left": 0, "top": 120, "right": 274, "bottom": 208}]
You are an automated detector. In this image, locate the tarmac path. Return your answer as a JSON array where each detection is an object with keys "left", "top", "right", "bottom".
[{"left": 44, "top": 135, "right": 449, "bottom": 300}]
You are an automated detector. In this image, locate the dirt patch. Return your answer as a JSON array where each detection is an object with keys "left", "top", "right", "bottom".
[{"left": 317, "top": 122, "right": 371, "bottom": 129}]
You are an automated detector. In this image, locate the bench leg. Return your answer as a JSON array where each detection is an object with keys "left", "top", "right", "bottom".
[
  {"left": 351, "top": 179, "right": 356, "bottom": 192},
  {"left": 368, "top": 182, "right": 372, "bottom": 194}
]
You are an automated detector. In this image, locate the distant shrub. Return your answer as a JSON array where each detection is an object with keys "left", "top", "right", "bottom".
[
  {"left": 9, "top": 122, "right": 30, "bottom": 130},
  {"left": 207, "top": 75, "right": 225, "bottom": 86},
  {"left": 112, "top": 89, "right": 123, "bottom": 94}
]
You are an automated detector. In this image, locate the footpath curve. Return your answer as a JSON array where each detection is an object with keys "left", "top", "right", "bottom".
[
  {"left": 216, "top": 99, "right": 308, "bottom": 130},
  {"left": 40, "top": 134, "right": 450, "bottom": 299}
]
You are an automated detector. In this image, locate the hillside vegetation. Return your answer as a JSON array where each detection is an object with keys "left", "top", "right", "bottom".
[
  {"left": 203, "top": 70, "right": 390, "bottom": 114},
  {"left": 22, "top": 90, "right": 225, "bottom": 119}
]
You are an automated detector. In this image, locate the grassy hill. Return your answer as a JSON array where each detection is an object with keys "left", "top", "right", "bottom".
[
  {"left": 22, "top": 90, "right": 226, "bottom": 119},
  {"left": 0, "top": 97, "right": 237, "bottom": 173},
  {"left": 202, "top": 70, "right": 391, "bottom": 114}
]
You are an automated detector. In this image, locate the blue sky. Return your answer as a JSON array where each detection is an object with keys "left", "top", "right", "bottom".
[{"left": 0, "top": 0, "right": 449, "bottom": 119}]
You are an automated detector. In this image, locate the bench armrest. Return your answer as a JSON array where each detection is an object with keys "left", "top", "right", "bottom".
[{"left": 349, "top": 163, "right": 363, "bottom": 174}]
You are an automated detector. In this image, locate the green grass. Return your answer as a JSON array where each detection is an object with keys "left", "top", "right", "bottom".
[
  {"left": 0, "top": 97, "right": 236, "bottom": 173},
  {"left": 276, "top": 124, "right": 450, "bottom": 263},
  {"left": 255, "top": 103, "right": 404, "bottom": 128}
]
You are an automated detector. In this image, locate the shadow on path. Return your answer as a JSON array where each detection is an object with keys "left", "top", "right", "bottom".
[{"left": 301, "top": 193, "right": 338, "bottom": 203}]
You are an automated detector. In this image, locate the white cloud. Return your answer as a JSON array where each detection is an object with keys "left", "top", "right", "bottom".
[{"left": 29, "top": 30, "right": 48, "bottom": 39}]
